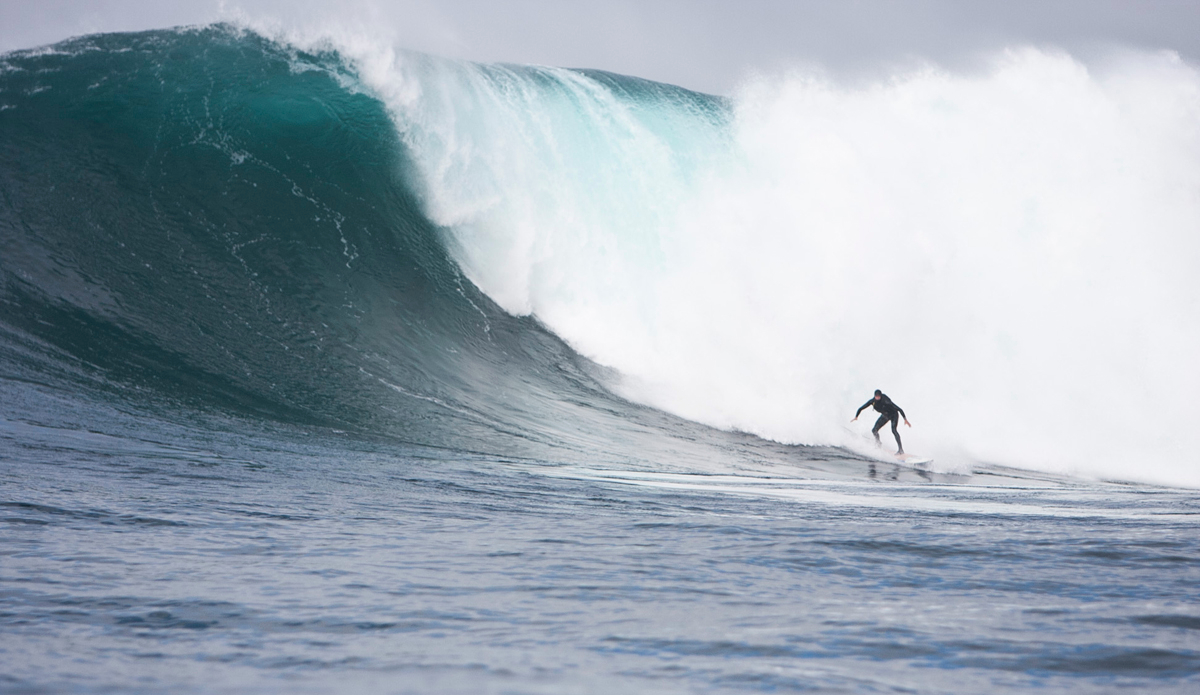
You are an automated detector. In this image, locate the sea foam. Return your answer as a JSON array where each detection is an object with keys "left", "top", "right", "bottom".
[{"left": 267, "top": 23, "right": 1200, "bottom": 486}]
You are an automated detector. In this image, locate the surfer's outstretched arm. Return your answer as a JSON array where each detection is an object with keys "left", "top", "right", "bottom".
[{"left": 852, "top": 400, "right": 873, "bottom": 421}]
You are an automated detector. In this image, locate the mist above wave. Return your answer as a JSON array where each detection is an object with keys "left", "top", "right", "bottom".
[{"left": 336, "top": 37, "right": 1200, "bottom": 486}]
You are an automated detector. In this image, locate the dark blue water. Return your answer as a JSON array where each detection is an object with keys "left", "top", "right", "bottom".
[{"left": 3, "top": 27, "right": 1200, "bottom": 693}]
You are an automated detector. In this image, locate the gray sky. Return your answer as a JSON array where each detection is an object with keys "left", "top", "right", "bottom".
[{"left": 3, "top": 1, "right": 1199, "bottom": 94}]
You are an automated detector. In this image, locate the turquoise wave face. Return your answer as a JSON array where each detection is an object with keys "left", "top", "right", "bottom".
[
  {"left": 0, "top": 26, "right": 843, "bottom": 473},
  {"left": 0, "top": 27, "right": 626, "bottom": 458}
]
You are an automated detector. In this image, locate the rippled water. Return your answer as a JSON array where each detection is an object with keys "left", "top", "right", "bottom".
[{"left": 5, "top": 388, "right": 1200, "bottom": 694}]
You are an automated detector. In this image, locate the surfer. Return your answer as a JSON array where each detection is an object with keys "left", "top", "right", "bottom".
[{"left": 852, "top": 389, "right": 911, "bottom": 454}]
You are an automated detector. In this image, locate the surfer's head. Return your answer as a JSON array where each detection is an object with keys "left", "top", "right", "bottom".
[{"left": 874, "top": 389, "right": 882, "bottom": 399}]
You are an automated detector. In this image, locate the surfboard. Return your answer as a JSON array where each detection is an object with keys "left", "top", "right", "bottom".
[{"left": 843, "top": 426, "right": 931, "bottom": 464}]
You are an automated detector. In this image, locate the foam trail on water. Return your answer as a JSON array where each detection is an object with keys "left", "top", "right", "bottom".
[{"left": 275, "top": 24, "right": 1200, "bottom": 487}]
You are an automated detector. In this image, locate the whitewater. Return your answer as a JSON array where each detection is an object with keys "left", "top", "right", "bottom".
[
  {"left": 2, "top": 24, "right": 1200, "bottom": 694},
  {"left": 358, "top": 41, "right": 1200, "bottom": 486}
]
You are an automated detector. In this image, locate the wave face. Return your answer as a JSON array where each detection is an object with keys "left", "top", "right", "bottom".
[
  {"left": 0, "top": 26, "right": 771, "bottom": 468},
  {"left": 3, "top": 27, "right": 1199, "bottom": 485}
]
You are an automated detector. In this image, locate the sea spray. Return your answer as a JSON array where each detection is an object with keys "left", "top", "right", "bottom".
[{"left": 357, "top": 44, "right": 1200, "bottom": 485}]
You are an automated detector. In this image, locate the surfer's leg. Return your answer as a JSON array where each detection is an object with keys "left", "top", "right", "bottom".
[
  {"left": 890, "top": 415, "right": 903, "bottom": 454},
  {"left": 872, "top": 414, "right": 887, "bottom": 446}
]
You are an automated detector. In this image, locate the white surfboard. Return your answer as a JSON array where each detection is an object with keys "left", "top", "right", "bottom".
[{"left": 843, "top": 426, "right": 931, "bottom": 465}]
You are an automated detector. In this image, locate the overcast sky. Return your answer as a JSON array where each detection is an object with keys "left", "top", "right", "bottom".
[{"left": 4, "top": 0, "right": 1199, "bottom": 94}]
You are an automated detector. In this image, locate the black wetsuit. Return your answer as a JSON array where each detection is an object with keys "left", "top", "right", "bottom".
[{"left": 856, "top": 393, "right": 906, "bottom": 454}]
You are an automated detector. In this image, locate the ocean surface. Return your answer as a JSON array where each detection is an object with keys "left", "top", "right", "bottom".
[{"left": 3, "top": 26, "right": 1200, "bottom": 693}]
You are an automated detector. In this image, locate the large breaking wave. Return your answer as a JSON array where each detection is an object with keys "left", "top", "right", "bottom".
[
  {"left": 0, "top": 27, "right": 726, "bottom": 469},
  {"left": 2, "top": 26, "right": 1198, "bottom": 485}
]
